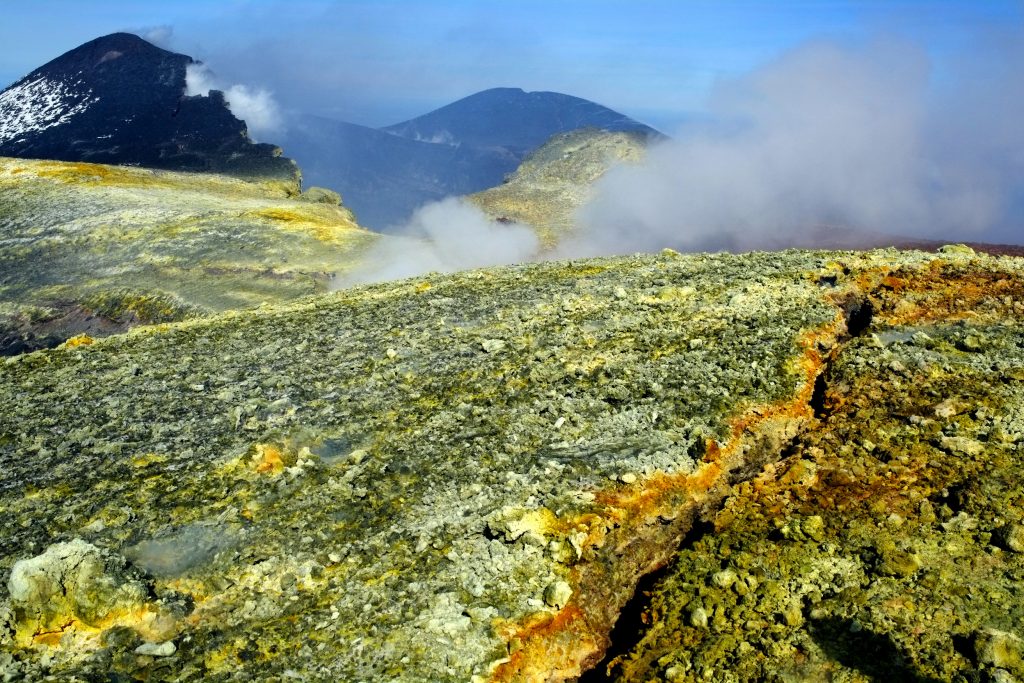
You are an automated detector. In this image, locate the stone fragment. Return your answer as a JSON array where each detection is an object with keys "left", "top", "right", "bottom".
[
  {"left": 938, "top": 244, "right": 976, "bottom": 256},
  {"left": 934, "top": 398, "right": 963, "bottom": 418},
  {"left": 781, "top": 604, "right": 803, "bottom": 627},
  {"left": 876, "top": 548, "right": 923, "bottom": 577},
  {"left": 940, "top": 436, "right": 985, "bottom": 457},
  {"left": 999, "top": 524, "right": 1024, "bottom": 553},
  {"left": 134, "top": 640, "right": 176, "bottom": 657},
  {"left": 802, "top": 515, "right": 825, "bottom": 541},
  {"left": 779, "top": 515, "right": 825, "bottom": 542},
  {"left": 976, "top": 628, "right": 1024, "bottom": 674},
  {"left": 990, "top": 669, "right": 1017, "bottom": 683},
  {"left": 300, "top": 186, "right": 342, "bottom": 205},
  {"left": 543, "top": 581, "right": 572, "bottom": 609},
  {"left": 711, "top": 569, "right": 737, "bottom": 589},
  {"left": 481, "top": 339, "right": 506, "bottom": 353},
  {"left": 942, "top": 512, "right": 979, "bottom": 533}
]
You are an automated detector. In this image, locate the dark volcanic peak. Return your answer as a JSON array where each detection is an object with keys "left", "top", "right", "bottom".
[
  {"left": 0, "top": 33, "right": 297, "bottom": 184},
  {"left": 381, "top": 87, "right": 662, "bottom": 154},
  {"left": 23, "top": 32, "right": 178, "bottom": 78}
]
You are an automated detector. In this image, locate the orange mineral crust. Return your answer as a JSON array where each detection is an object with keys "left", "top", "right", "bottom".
[{"left": 2, "top": 246, "right": 1020, "bottom": 682}]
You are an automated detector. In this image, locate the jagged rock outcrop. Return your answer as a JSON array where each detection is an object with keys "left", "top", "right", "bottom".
[
  {"left": 1, "top": 245, "right": 1020, "bottom": 681},
  {"left": 0, "top": 33, "right": 298, "bottom": 185}
]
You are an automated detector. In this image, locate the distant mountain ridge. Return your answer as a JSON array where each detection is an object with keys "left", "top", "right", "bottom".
[
  {"left": 280, "top": 114, "right": 520, "bottom": 229},
  {"left": 0, "top": 33, "right": 298, "bottom": 185},
  {"left": 0, "top": 34, "right": 662, "bottom": 228},
  {"left": 382, "top": 87, "right": 661, "bottom": 153},
  {"left": 281, "top": 88, "right": 661, "bottom": 229}
]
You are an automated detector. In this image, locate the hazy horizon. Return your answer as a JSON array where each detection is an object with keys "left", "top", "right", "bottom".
[
  {"left": 2, "top": 1, "right": 1022, "bottom": 132},
  {"left": 2, "top": 1, "right": 1023, "bottom": 249}
]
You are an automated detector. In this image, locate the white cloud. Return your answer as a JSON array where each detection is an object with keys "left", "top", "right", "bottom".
[
  {"left": 184, "top": 63, "right": 216, "bottom": 97},
  {"left": 142, "top": 26, "right": 174, "bottom": 48},
  {"left": 184, "top": 63, "right": 283, "bottom": 141}
]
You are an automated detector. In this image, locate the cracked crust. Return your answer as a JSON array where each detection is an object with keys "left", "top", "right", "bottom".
[
  {"left": 601, "top": 251, "right": 1024, "bottom": 682},
  {"left": 0, "top": 246, "right": 1019, "bottom": 681}
]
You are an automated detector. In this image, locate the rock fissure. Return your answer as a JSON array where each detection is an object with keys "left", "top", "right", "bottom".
[
  {"left": 575, "top": 283, "right": 884, "bottom": 682},
  {"left": 578, "top": 519, "right": 715, "bottom": 683},
  {"left": 592, "top": 252, "right": 1024, "bottom": 682},
  {"left": 3, "top": 248, "right": 1020, "bottom": 682},
  {"left": 496, "top": 307, "right": 855, "bottom": 679}
]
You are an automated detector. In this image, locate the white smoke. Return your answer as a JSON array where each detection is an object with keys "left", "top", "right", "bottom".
[
  {"left": 567, "top": 36, "right": 1024, "bottom": 254},
  {"left": 141, "top": 26, "right": 174, "bottom": 48},
  {"left": 185, "top": 63, "right": 283, "bottom": 141},
  {"left": 338, "top": 198, "right": 540, "bottom": 287},
  {"left": 183, "top": 64, "right": 217, "bottom": 98}
]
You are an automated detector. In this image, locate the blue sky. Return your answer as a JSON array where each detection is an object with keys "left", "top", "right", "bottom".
[{"left": 1, "top": 1, "right": 1021, "bottom": 129}]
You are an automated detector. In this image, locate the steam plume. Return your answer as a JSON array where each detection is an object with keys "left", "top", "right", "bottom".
[
  {"left": 338, "top": 198, "right": 539, "bottom": 287},
  {"left": 185, "top": 64, "right": 283, "bottom": 141},
  {"left": 569, "top": 36, "right": 1024, "bottom": 254}
]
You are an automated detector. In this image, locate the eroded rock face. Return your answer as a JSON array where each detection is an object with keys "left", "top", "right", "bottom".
[
  {"left": 0, "top": 246, "right": 1020, "bottom": 681},
  {"left": 0, "top": 156, "right": 375, "bottom": 354}
]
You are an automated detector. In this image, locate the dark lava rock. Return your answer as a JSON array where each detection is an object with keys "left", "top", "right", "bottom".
[{"left": 0, "top": 32, "right": 298, "bottom": 185}]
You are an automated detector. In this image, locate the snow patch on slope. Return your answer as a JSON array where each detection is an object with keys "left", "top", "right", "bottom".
[{"left": 0, "top": 75, "right": 97, "bottom": 145}]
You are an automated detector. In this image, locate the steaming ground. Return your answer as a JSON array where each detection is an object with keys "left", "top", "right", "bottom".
[
  {"left": 335, "top": 34, "right": 1023, "bottom": 286},
  {"left": 336, "top": 198, "right": 539, "bottom": 287}
]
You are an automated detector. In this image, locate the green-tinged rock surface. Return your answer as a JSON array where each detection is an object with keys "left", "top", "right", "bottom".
[
  {"left": 0, "top": 245, "right": 1021, "bottom": 682},
  {"left": 0, "top": 157, "right": 377, "bottom": 354},
  {"left": 468, "top": 129, "right": 649, "bottom": 248},
  {"left": 603, "top": 251, "right": 1024, "bottom": 683}
]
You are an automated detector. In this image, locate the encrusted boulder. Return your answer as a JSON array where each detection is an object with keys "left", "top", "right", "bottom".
[
  {"left": 6, "top": 540, "right": 150, "bottom": 646},
  {"left": 300, "top": 186, "right": 342, "bottom": 205},
  {"left": 976, "top": 628, "right": 1024, "bottom": 675}
]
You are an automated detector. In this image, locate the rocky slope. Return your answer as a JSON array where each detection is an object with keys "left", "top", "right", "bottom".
[
  {"left": 469, "top": 128, "right": 650, "bottom": 248},
  {"left": 1, "top": 244, "right": 1020, "bottom": 681},
  {"left": 596, "top": 248, "right": 1024, "bottom": 683},
  {"left": 0, "top": 156, "right": 375, "bottom": 355},
  {"left": 0, "top": 33, "right": 298, "bottom": 184}
]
